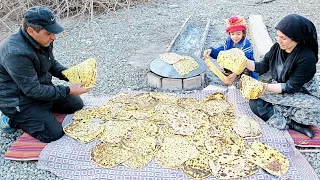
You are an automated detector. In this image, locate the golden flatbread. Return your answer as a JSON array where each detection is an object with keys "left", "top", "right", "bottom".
[
  {"left": 209, "top": 156, "right": 258, "bottom": 179},
  {"left": 155, "top": 135, "right": 199, "bottom": 168},
  {"left": 239, "top": 74, "right": 267, "bottom": 100},
  {"left": 122, "top": 151, "right": 156, "bottom": 169},
  {"left": 173, "top": 56, "right": 199, "bottom": 76},
  {"left": 202, "top": 92, "right": 226, "bottom": 102},
  {"left": 217, "top": 48, "right": 247, "bottom": 75},
  {"left": 121, "top": 122, "right": 158, "bottom": 155},
  {"left": 63, "top": 119, "right": 105, "bottom": 143},
  {"left": 205, "top": 133, "right": 245, "bottom": 158},
  {"left": 154, "top": 104, "right": 197, "bottom": 135},
  {"left": 62, "top": 58, "right": 97, "bottom": 88},
  {"left": 90, "top": 142, "right": 133, "bottom": 168},
  {"left": 72, "top": 106, "right": 111, "bottom": 122},
  {"left": 201, "top": 99, "right": 232, "bottom": 117},
  {"left": 185, "top": 126, "right": 210, "bottom": 148},
  {"left": 243, "top": 141, "right": 289, "bottom": 176},
  {"left": 204, "top": 57, "right": 228, "bottom": 84},
  {"left": 183, "top": 152, "right": 213, "bottom": 179},
  {"left": 99, "top": 120, "right": 138, "bottom": 144},
  {"left": 176, "top": 97, "right": 201, "bottom": 110}
]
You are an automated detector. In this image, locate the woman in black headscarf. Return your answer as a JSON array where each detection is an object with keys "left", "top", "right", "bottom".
[{"left": 245, "top": 14, "right": 320, "bottom": 138}]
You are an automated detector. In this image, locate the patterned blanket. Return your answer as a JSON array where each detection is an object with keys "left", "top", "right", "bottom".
[
  {"left": 288, "top": 125, "right": 320, "bottom": 148},
  {"left": 4, "top": 113, "right": 66, "bottom": 161},
  {"left": 36, "top": 89, "right": 318, "bottom": 180}
]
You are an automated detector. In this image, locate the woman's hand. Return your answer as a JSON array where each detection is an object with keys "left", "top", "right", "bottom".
[
  {"left": 203, "top": 49, "right": 212, "bottom": 58},
  {"left": 246, "top": 59, "right": 256, "bottom": 72},
  {"left": 225, "top": 73, "right": 237, "bottom": 85},
  {"left": 265, "top": 83, "right": 282, "bottom": 93}
]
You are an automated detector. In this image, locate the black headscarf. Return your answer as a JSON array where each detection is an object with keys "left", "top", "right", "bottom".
[{"left": 275, "top": 14, "right": 318, "bottom": 62}]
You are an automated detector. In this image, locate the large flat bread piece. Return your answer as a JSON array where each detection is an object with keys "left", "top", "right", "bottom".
[
  {"left": 209, "top": 156, "right": 258, "bottom": 179},
  {"left": 173, "top": 56, "right": 199, "bottom": 76},
  {"left": 155, "top": 135, "right": 199, "bottom": 168},
  {"left": 62, "top": 58, "right": 97, "bottom": 88},
  {"left": 243, "top": 141, "right": 289, "bottom": 176},
  {"left": 63, "top": 119, "right": 105, "bottom": 143},
  {"left": 239, "top": 74, "right": 266, "bottom": 100},
  {"left": 217, "top": 48, "right": 247, "bottom": 75},
  {"left": 122, "top": 151, "right": 155, "bottom": 169},
  {"left": 90, "top": 142, "right": 133, "bottom": 168},
  {"left": 159, "top": 52, "right": 183, "bottom": 64},
  {"left": 232, "top": 115, "right": 262, "bottom": 139},
  {"left": 182, "top": 152, "right": 213, "bottom": 179}
]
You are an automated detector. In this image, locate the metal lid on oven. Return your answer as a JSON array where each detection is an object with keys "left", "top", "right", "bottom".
[{"left": 149, "top": 55, "right": 206, "bottom": 79}]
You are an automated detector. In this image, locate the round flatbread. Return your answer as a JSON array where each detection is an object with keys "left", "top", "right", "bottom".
[
  {"left": 64, "top": 119, "right": 105, "bottom": 143},
  {"left": 90, "top": 142, "right": 133, "bottom": 168},
  {"left": 232, "top": 116, "right": 262, "bottom": 139},
  {"left": 155, "top": 135, "right": 199, "bottom": 168},
  {"left": 159, "top": 52, "right": 183, "bottom": 64},
  {"left": 122, "top": 151, "right": 156, "bottom": 169}
]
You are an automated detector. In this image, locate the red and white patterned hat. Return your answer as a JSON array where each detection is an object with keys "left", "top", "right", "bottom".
[{"left": 226, "top": 16, "right": 247, "bottom": 33}]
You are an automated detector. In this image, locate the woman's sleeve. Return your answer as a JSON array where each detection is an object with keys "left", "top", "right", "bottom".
[
  {"left": 281, "top": 52, "right": 316, "bottom": 94},
  {"left": 254, "top": 44, "right": 278, "bottom": 75}
]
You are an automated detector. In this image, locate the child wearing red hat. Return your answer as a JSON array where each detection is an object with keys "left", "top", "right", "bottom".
[{"left": 203, "top": 16, "right": 258, "bottom": 81}]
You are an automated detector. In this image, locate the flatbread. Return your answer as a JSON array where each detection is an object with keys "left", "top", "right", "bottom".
[
  {"left": 183, "top": 152, "right": 213, "bottom": 179},
  {"left": 62, "top": 58, "right": 97, "bottom": 88},
  {"left": 122, "top": 151, "right": 156, "bottom": 169},
  {"left": 205, "top": 134, "right": 245, "bottom": 158},
  {"left": 209, "top": 156, "right": 258, "bottom": 179},
  {"left": 204, "top": 57, "right": 228, "bottom": 83},
  {"left": 72, "top": 106, "right": 111, "bottom": 122},
  {"left": 90, "top": 142, "right": 133, "bottom": 168},
  {"left": 121, "top": 122, "right": 158, "bottom": 155},
  {"left": 176, "top": 97, "right": 201, "bottom": 110},
  {"left": 186, "top": 126, "right": 210, "bottom": 148},
  {"left": 201, "top": 99, "right": 232, "bottom": 117},
  {"left": 63, "top": 119, "right": 105, "bottom": 143},
  {"left": 202, "top": 92, "right": 226, "bottom": 102},
  {"left": 99, "top": 120, "right": 138, "bottom": 144},
  {"left": 155, "top": 135, "right": 199, "bottom": 168},
  {"left": 243, "top": 141, "right": 289, "bottom": 176},
  {"left": 159, "top": 52, "right": 183, "bottom": 64},
  {"left": 154, "top": 104, "right": 197, "bottom": 135},
  {"left": 217, "top": 48, "right": 247, "bottom": 75},
  {"left": 173, "top": 56, "right": 199, "bottom": 76},
  {"left": 232, "top": 116, "right": 262, "bottom": 139},
  {"left": 239, "top": 74, "right": 267, "bottom": 100}
]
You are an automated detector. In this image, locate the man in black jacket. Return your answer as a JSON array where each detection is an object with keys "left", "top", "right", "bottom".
[{"left": 0, "top": 6, "right": 90, "bottom": 142}]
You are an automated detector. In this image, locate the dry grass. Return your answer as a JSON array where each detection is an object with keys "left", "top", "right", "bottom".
[{"left": 0, "top": 0, "right": 150, "bottom": 30}]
